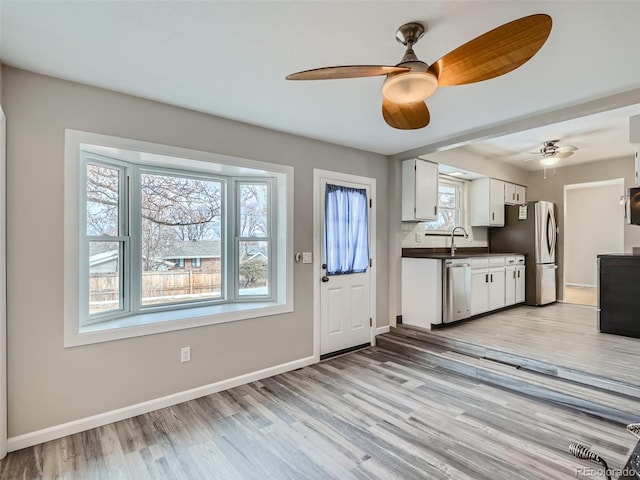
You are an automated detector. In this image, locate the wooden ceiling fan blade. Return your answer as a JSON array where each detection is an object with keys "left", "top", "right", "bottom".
[
  {"left": 286, "top": 65, "right": 410, "bottom": 80},
  {"left": 556, "top": 151, "right": 574, "bottom": 158},
  {"left": 382, "top": 98, "right": 430, "bottom": 130},
  {"left": 428, "top": 14, "right": 552, "bottom": 86}
]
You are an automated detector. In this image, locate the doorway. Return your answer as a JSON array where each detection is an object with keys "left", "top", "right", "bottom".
[
  {"left": 564, "top": 179, "right": 624, "bottom": 306},
  {"left": 0, "top": 106, "right": 6, "bottom": 458},
  {"left": 313, "top": 169, "right": 376, "bottom": 358}
]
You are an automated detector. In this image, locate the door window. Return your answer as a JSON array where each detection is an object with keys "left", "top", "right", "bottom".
[{"left": 324, "top": 184, "right": 369, "bottom": 275}]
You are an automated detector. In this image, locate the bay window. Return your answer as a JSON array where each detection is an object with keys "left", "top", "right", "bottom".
[{"left": 65, "top": 130, "right": 292, "bottom": 346}]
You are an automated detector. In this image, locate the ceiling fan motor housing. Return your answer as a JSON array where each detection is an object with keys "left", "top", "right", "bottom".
[{"left": 395, "top": 22, "right": 425, "bottom": 46}]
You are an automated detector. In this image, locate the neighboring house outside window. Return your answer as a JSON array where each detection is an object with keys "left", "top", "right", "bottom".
[{"left": 66, "top": 130, "right": 293, "bottom": 347}]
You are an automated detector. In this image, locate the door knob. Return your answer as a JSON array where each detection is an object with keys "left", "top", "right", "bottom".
[
  {"left": 322, "top": 263, "right": 327, "bottom": 270},
  {"left": 321, "top": 276, "right": 330, "bottom": 283}
]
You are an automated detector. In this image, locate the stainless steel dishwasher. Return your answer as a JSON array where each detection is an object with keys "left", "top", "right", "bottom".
[{"left": 443, "top": 259, "right": 471, "bottom": 323}]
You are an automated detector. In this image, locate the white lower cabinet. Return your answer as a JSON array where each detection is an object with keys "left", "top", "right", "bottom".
[
  {"left": 471, "top": 270, "right": 490, "bottom": 315},
  {"left": 470, "top": 257, "right": 505, "bottom": 314},
  {"left": 505, "top": 256, "right": 526, "bottom": 307},
  {"left": 505, "top": 266, "right": 517, "bottom": 306},
  {"left": 470, "top": 256, "right": 523, "bottom": 315},
  {"left": 488, "top": 267, "right": 506, "bottom": 310},
  {"left": 516, "top": 265, "right": 526, "bottom": 303},
  {"left": 402, "top": 255, "right": 526, "bottom": 327},
  {"left": 401, "top": 258, "right": 442, "bottom": 328}
]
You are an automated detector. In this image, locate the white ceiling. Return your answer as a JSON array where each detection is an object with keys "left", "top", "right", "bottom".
[
  {"left": 1, "top": 1, "right": 640, "bottom": 160},
  {"left": 430, "top": 103, "right": 640, "bottom": 172}
]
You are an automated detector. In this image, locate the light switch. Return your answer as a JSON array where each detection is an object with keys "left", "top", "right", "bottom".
[{"left": 302, "top": 252, "right": 312, "bottom": 264}]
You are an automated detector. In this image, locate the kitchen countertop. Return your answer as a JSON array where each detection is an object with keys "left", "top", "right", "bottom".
[{"left": 402, "top": 248, "right": 525, "bottom": 259}]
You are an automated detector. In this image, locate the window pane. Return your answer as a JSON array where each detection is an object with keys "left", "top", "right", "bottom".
[
  {"left": 425, "top": 182, "right": 461, "bottom": 231},
  {"left": 86, "top": 164, "right": 119, "bottom": 236},
  {"left": 140, "top": 172, "right": 223, "bottom": 306},
  {"left": 439, "top": 192, "right": 456, "bottom": 208},
  {"left": 238, "top": 240, "right": 269, "bottom": 296},
  {"left": 89, "top": 241, "right": 121, "bottom": 315},
  {"left": 424, "top": 209, "right": 458, "bottom": 231},
  {"left": 239, "top": 183, "right": 268, "bottom": 237},
  {"left": 324, "top": 184, "right": 369, "bottom": 275},
  {"left": 439, "top": 185, "right": 455, "bottom": 195}
]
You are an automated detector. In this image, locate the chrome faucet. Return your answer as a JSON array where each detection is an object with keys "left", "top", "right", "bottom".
[{"left": 450, "top": 226, "right": 469, "bottom": 256}]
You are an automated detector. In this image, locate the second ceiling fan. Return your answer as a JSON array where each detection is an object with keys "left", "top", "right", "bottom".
[
  {"left": 286, "top": 14, "right": 552, "bottom": 130},
  {"left": 529, "top": 140, "right": 578, "bottom": 166}
]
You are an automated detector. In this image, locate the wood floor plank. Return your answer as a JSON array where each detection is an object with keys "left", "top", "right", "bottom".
[
  {"left": 1, "top": 325, "right": 636, "bottom": 479},
  {"left": 422, "top": 303, "right": 640, "bottom": 389}
]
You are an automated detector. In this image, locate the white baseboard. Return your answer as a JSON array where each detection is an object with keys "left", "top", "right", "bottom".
[
  {"left": 565, "top": 283, "right": 597, "bottom": 288},
  {"left": 7, "top": 354, "right": 316, "bottom": 452},
  {"left": 375, "top": 325, "right": 390, "bottom": 335}
]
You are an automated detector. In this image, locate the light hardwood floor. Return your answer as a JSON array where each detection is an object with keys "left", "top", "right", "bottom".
[
  {"left": 0, "top": 344, "right": 635, "bottom": 479},
  {"left": 564, "top": 286, "right": 598, "bottom": 306},
  {"left": 428, "top": 302, "right": 640, "bottom": 388},
  {"left": 2, "top": 303, "right": 638, "bottom": 479}
]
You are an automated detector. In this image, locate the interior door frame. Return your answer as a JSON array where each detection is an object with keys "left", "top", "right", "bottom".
[
  {"left": 0, "top": 106, "right": 7, "bottom": 459},
  {"left": 313, "top": 169, "right": 376, "bottom": 362},
  {"left": 562, "top": 178, "right": 624, "bottom": 302}
]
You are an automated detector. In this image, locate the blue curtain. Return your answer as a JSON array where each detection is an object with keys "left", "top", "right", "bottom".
[{"left": 324, "top": 183, "right": 369, "bottom": 275}]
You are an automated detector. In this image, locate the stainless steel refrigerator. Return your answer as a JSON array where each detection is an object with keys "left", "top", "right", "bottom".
[{"left": 490, "top": 201, "right": 557, "bottom": 305}]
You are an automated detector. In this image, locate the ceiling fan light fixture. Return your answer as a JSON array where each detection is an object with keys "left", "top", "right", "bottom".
[
  {"left": 382, "top": 71, "right": 438, "bottom": 104},
  {"left": 539, "top": 155, "right": 559, "bottom": 167}
]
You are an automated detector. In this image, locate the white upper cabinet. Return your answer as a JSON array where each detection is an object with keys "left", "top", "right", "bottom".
[
  {"left": 402, "top": 159, "right": 438, "bottom": 221},
  {"left": 504, "top": 182, "right": 527, "bottom": 205},
  {"left": 504, "top": 183, "right": 516, "bottom": 205},
  {"left": 469, "top": 178, "right": 505, "bottom": 226}
]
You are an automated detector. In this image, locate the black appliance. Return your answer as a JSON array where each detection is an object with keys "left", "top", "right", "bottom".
[
  {"left": 490, "top": 201, "right": 557, "bottom": 306},
  {"left": 627, "top": 187, "right": 640, "bottom": 225}
]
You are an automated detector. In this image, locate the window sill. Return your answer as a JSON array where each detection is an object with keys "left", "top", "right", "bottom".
[{"left": 66, "top": 301, "right": 292, "bottom": 348}]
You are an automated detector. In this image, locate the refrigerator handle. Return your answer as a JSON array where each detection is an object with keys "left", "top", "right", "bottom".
[{"left": 547, "top": 210, "right": 557, "bottom": 260}]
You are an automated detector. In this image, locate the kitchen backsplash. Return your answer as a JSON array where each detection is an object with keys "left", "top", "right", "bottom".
[{"left": 401, "top": 223, "right": 489, "bottom": 248}]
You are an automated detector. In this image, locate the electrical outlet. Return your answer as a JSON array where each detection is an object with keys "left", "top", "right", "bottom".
[
  {"left": 180, "top": 346, "right": 191, "bottom": 363},
  {"left": 302, "top": 252, "right": 312, "bottom": 264},
  {"left": 415, "top": 232, "right": 423, "bottom": 243}
]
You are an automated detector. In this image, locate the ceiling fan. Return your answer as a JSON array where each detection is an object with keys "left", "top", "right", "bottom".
[
  {"left": 286, "top": 14, "right": 552, "bottom": 130},
  {"left": 529, "top": 140, "right": 578, "bottom": 166}
]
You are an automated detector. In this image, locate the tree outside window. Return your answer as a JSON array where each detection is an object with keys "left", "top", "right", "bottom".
[
  {"left": 424, "top": 180, "right": 462, "bottom": 232},
  {"left": 84, "top": 158, "right": 274, "bottom": 324}
]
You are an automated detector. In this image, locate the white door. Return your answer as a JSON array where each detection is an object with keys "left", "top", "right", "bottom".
[{"left": 317, "top": 173, "right": 373, "bottom": 356}]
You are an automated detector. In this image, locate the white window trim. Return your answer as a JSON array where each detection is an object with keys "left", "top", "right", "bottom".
[
  {"left": 424, "top": 175, "right": 468, "bottom": 233},
  {"left": 64, "top": 129, "right": 293, "bottom": 347}
]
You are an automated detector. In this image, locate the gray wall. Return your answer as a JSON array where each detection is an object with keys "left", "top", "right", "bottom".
[
  {"left": 565, "top": 183, "right": 624, "bottom": 286},
  {"left": 526, "top": 156, "right": 639, "bottom": 300},
  {"left": 2, "top": 66, "right": 390, "bottom": 437}
]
